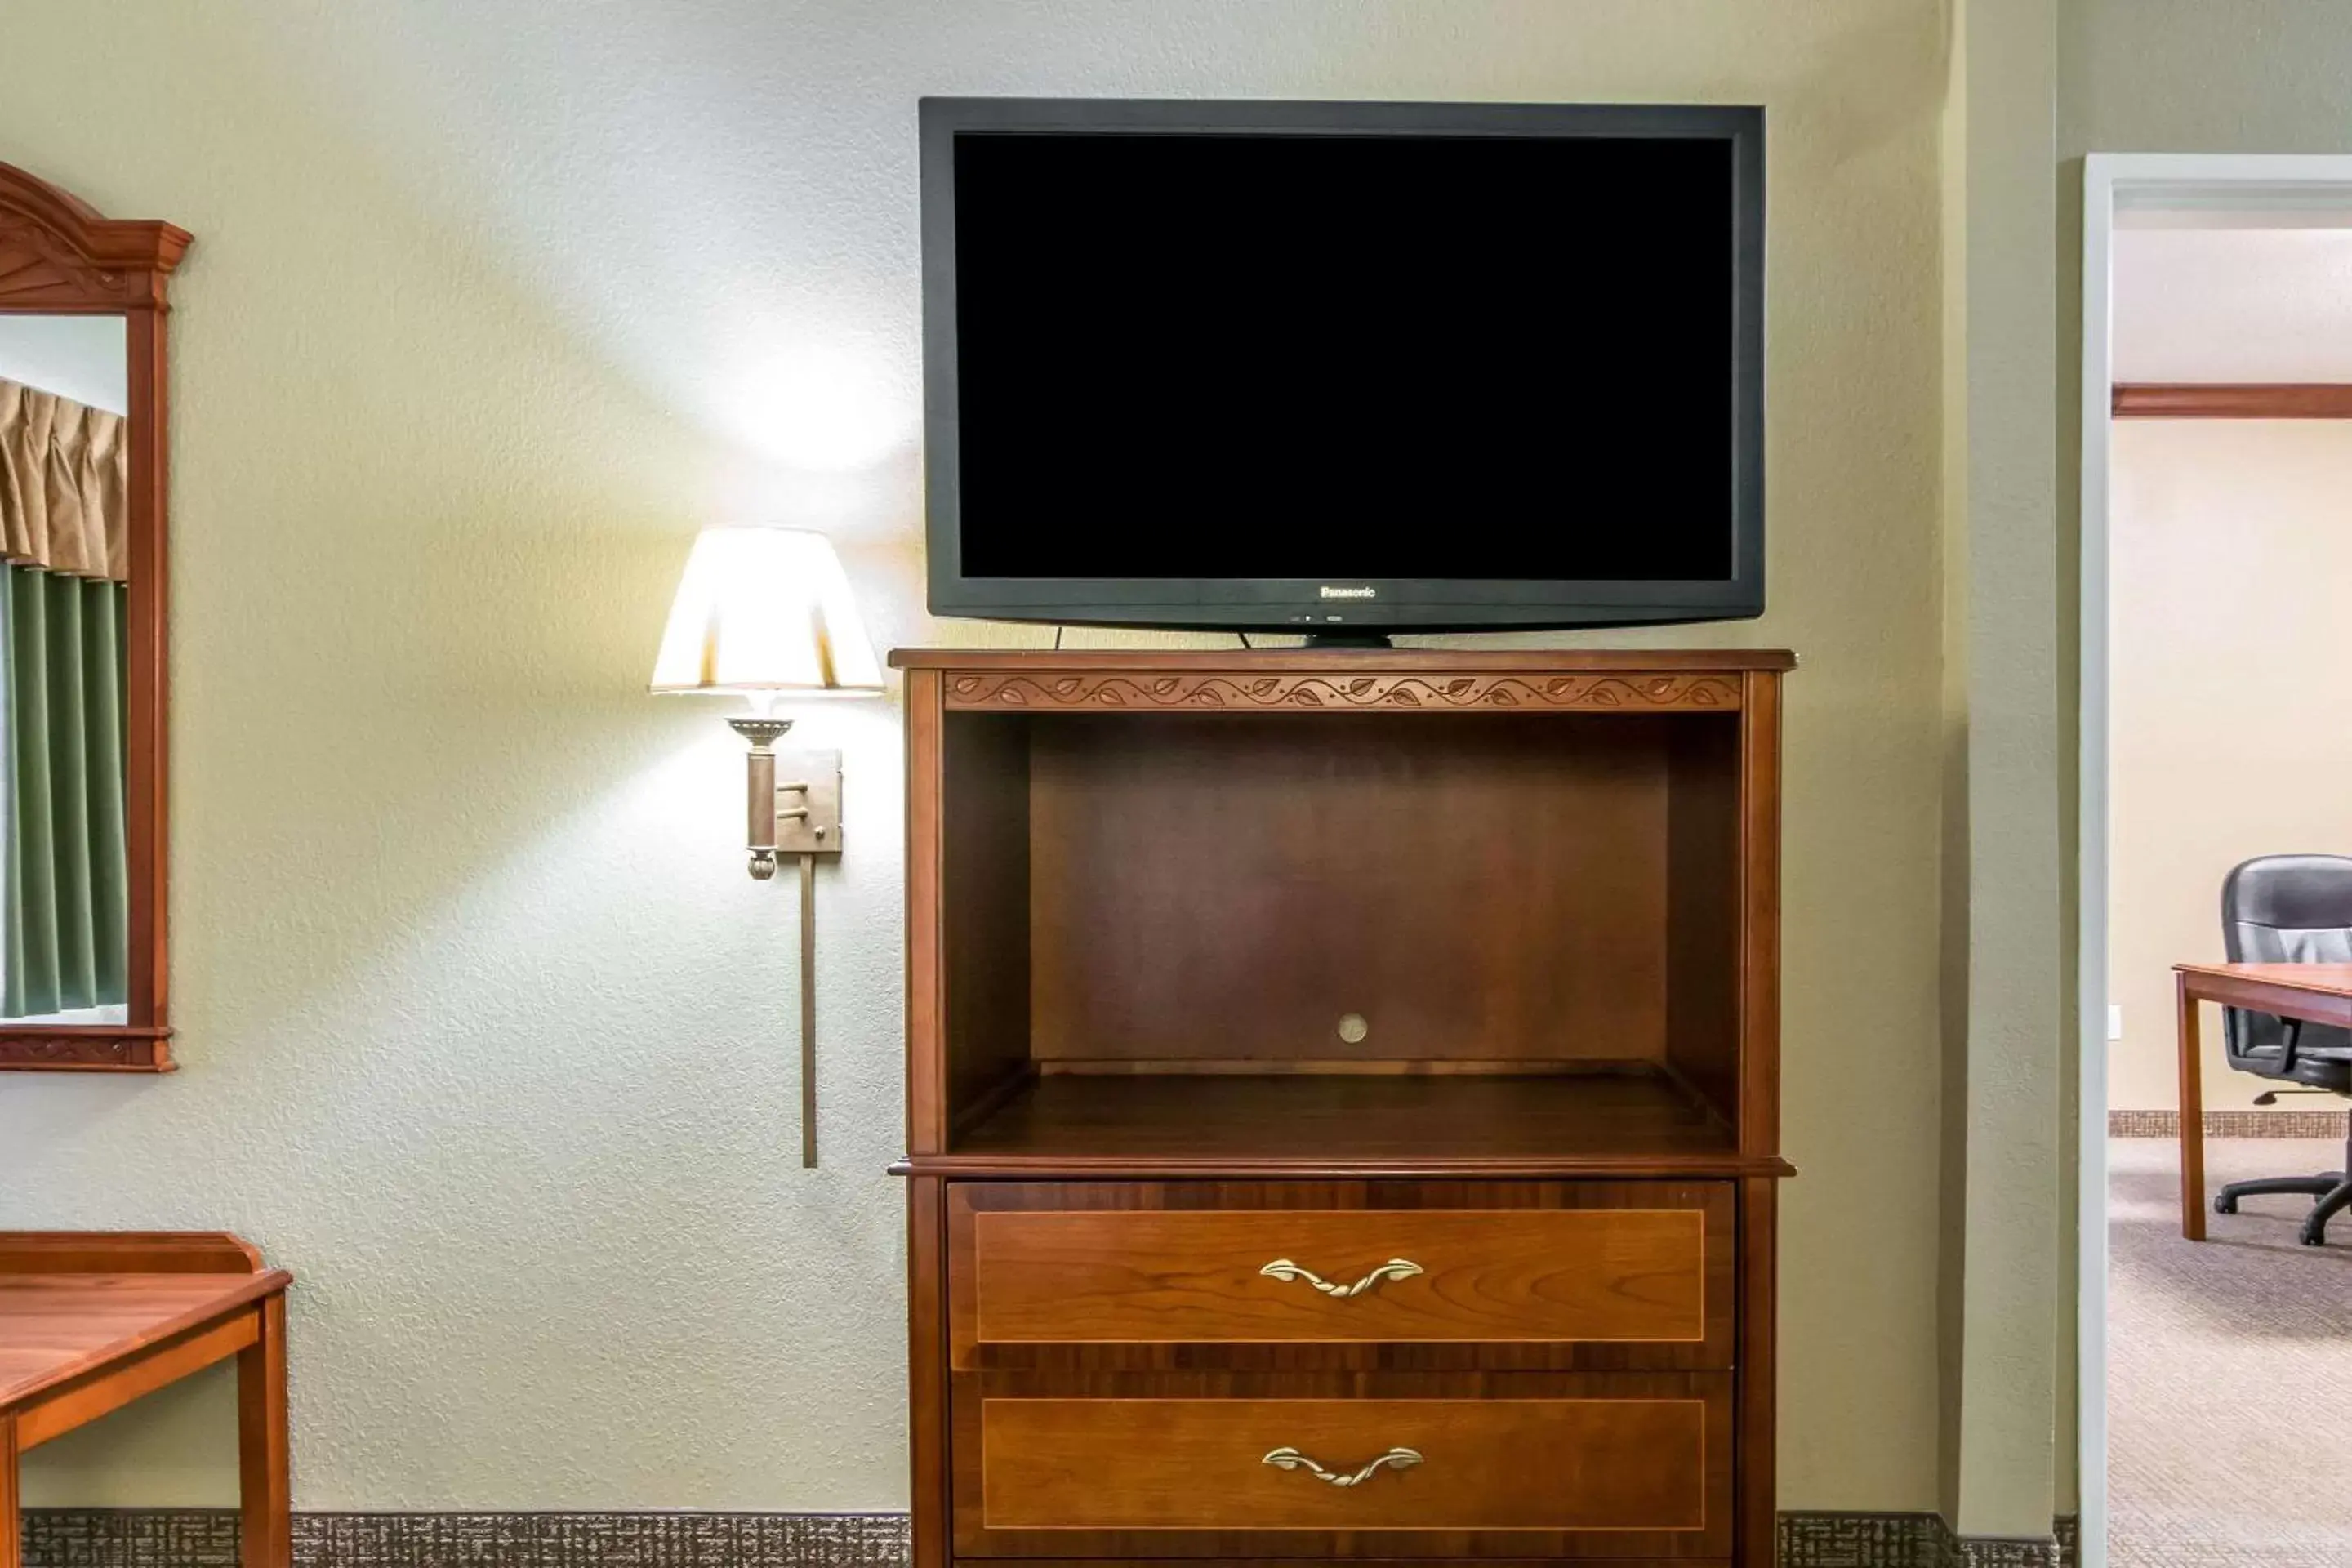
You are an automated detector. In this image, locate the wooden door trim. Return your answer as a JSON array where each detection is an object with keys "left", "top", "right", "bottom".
[{"left": 2112, "top": 382, "right": 2352, "bottom": 418}]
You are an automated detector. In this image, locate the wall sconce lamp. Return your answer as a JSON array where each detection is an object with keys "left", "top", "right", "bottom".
[{"left": 650, "top": 525, "right": 883, "bottom": 1167}]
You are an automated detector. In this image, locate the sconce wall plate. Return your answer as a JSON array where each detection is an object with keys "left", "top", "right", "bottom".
[{"left": 773, "top": 750, "right": 844, "bottom": 858}]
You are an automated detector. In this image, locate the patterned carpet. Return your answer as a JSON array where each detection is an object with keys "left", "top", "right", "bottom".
[{"left": 2109, "top": 1137, "right": 2352, "bottom": 1566}]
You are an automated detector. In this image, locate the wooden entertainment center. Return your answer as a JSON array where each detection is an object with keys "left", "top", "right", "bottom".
[{"left": 896, "top": 648, "right": 1793, "bottom": 1568}]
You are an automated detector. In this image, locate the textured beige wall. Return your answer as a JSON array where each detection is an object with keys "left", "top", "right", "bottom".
[
  {"left": 2107, "top": 421, "right": 2352, "bottom": 1111},
  {"left": 0, "top": 0, "right": 1949, "bottom": 1512},
  {"left": 2062, "top": 0, "right": 2352, "bottom": 157},
  {"left": 1942, "top": 0, "right": 2064, "bottom": 1539}
]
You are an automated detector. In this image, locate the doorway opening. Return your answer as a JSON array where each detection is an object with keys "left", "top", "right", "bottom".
[{"left": 2082, "top": 154, "right": 2352, "bottom": 1568}]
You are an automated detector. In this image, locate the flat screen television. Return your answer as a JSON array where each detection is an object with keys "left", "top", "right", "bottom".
[{"left": 919, "top": 98, "right": 1764, "bottom": 638}]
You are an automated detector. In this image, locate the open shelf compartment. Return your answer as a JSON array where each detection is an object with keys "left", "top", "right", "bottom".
[
  {"left": 936, "top": 708, "right": 1753, "bottom": 1164},
  {"left": 951, "top": 1065, "right": 1735, "bottom": 1164}
]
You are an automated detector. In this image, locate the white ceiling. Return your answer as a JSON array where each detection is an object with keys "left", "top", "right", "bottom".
[{"left": 2114, "top": 223, "right": 2352, "bottom": 382}]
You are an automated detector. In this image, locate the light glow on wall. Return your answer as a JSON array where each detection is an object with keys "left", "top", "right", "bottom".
[{"left": 717, "top": 333, "right": 906, "bottom": 476}]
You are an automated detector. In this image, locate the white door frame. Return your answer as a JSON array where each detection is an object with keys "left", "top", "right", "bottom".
[{"left": 2078, "top": 151, "right": 2352, "bottom": 1568}]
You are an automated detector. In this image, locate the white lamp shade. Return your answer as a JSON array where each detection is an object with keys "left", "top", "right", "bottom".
[{"left": 649, "top": 526, "right": 884, "bottom": 695}]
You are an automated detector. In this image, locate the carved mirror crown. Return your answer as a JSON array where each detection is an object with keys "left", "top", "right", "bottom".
[{"left": 0, "top": 163, "right": 188, "bottom": 309}]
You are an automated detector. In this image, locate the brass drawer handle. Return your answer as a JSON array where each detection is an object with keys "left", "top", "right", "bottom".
[
  {"left": 1263, "top": 1446, "right": 1423, "bottom": 1487},
  {"left": 1258, "top": 1257, "right": 1423, "bottom": 1298}
]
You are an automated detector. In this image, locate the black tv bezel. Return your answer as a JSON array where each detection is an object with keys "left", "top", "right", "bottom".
[{"left": 919, "top": 96, "right": 1766, "bottom": 634}]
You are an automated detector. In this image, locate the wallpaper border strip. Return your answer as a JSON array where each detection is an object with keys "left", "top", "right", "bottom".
[
  {"left": 2109, "top": 1107, "right": 2345, "bottom": 1138},
  {"left": 20, "top": 1508, "right": 2075, "bottom": 1568}
]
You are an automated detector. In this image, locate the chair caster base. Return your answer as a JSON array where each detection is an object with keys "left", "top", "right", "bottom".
[
  {"left": 2302, "top": 1227, "right": 2331, "bottom": 1247},
  {"left": 2216, "top": 1194, "right": 2239, "bottom": 1214}
]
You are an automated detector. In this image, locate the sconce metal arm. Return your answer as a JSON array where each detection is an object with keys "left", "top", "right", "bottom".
[{"left": 727, "top": 718, "right": 842, "bottom": 1167}]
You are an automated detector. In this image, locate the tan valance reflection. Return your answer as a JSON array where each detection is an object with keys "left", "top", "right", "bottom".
[{"left": 0, "top": 376, "right": 128, "bottom": 582}]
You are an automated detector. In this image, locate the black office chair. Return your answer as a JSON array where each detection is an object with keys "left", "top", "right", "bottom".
[{"left": 2212, "top": 853, "right": 2352, "bottom": 1245}]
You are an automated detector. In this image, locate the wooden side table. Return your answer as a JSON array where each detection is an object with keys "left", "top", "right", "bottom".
[{"left": 0, "top": 1233, "right": 292, "bottom": 1568}]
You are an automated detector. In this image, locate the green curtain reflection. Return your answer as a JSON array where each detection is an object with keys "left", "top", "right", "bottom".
[{"left": 5, "top": 563, "right": 127, "bottom": 1015}]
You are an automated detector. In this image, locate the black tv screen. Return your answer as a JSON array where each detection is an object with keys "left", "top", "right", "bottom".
[{"left": 920, "top": 99, "right": 1764, "bottom": 635}]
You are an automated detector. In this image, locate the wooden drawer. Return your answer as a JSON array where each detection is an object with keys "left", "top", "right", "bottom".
[
  {"left": 949, "top": 1181, "right": 1733, "bottom": 1370},
  {"left": 952, "top": 1371, "right": 1733, "bottom": 1559}
]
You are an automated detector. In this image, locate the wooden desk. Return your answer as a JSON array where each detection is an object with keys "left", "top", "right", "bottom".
[
  {"left": 2173, "top": 963, "right": 2352, "bottom": 1239},
  {"left": 0, "top": 1233, "right": 292, "bottom": 1568}
]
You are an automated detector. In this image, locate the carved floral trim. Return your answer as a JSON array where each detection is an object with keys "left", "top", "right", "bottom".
[
  {"left": 943, "top": 671, "right": 1743, "bottom": 712},
  {"left": 0, "top": 1032, "right": 155, "bottom": 1068},
  {"left": 0, "top": 232, "right": 105, "bottom": 306},
  {"left": 0, "top": 227, "right": 150, "bottom": 307}
]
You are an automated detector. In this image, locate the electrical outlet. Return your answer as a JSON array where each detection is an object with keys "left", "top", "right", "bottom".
[{"left": 2107, "top": 1003, "right": 2123, "bottom": 1042}]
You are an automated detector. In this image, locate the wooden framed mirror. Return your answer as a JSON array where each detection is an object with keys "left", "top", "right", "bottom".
[{"left": 0, "top": 163, "right": 187, "bottom": 1071}]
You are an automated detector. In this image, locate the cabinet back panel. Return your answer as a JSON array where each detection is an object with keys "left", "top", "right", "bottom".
[{"left": 1027, "top": 715, "right": 1678, "bottom": 1067}]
